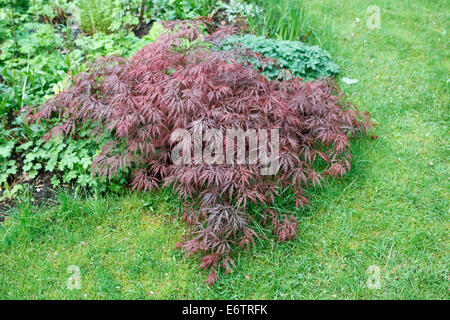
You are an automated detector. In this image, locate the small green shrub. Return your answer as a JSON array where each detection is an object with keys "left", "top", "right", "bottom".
[
  {"left": 217, "top": 0, "right": 262, "bottom": 23},
  {"left": 0, "top": 120, "right": 129, "bottom": 192},
  {"left": 15, "top": 126, "right": 128, "bottom": 190},
  {"left": 0, "top": 20, "right": 9, "bottom": 43},
  {"left": 221, "top": 34, "right": 338, "bottom": 81},
  {"left": 0, "top": 22, "right": 68, "bottom": 114},
  {"left": 0, "top": 133, "right": 17, "bottom": 187},
  {"left": 73, "top": 30, "right": 146, "bottom": 60}
]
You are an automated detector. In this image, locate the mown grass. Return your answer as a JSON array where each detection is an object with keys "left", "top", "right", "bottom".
[{"left": 0, "top": 0, "right": 448, "bottom": 299}]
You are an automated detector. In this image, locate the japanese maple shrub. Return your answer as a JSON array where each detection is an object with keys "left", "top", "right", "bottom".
[{"left": 28, "top": 21, "right": 372, "bottom": 285}]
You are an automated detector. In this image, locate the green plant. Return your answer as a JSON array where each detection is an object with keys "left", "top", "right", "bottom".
[
  {"left": 73, "top": 30, "right": 145, "bottom": 60},
  {"left": 246, "top": 0, "right": 308, "bottom": 41},
  {"left": 0, "top": 117, "right": 131, "bottom": 191},
  {"left": 221, "top": 34, "right": 338, "bottom": 80},
  {"left": 177, "top": 0, "right": 215, "bottom": 18},
  {"left": 0, "top": 135, "right": 17, "bottom": 187},
  {"left": 78, "top": 0, "right": 114, "bottom": 35},
  {"left": 109, "top": 0, "right": 142, "bottom": 32},
  {"left": 0, "top": 15, "right": 10, "bottom": 43},
  {"left": 0, "top": 21, "right": 70, "bottom": 114},
  {"left": 145, "top": 22, "right": 165, "bottom": 42},
  {"left": 217, "top": 0, "right": 262, "bottom": 23},
  {"left": 149, "top": 0, "right": 215, "bottom": 21},
  {"left": 19, "top": 135, "right": 91, "bottom": 186}
]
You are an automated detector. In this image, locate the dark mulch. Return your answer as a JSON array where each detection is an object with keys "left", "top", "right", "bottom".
[
  {"left": 134, "top": 21, "right": 153, "bottom": 38},
  {"left": 0, "top": 170, "right": 56, "bottom": 218}
]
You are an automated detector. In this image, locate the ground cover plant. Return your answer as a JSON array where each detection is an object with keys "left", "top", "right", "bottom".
[
  {"left": 27, "top": 21, "right": 372, "bottom": 284},
  {"left": 221, "top": 34, "right": 339, "bottom": 80}
]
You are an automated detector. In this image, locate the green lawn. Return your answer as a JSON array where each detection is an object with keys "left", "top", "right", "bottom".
[{"left": 0, "top": 0, "right": 448, "bottom": 299}]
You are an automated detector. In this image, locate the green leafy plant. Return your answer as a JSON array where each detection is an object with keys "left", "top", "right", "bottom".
[
  {"left": 108, "top": 0, "right": 141, "bottom": 32},
  {"left": 145, "top": 22, "right": 165, "bottom": 42},
  {"left": 0, "top": 21, "right": 71, "bottom": 115},
  {"left": 149, "top": 0, "right": 215, "bottom": 21},
  {"left": 18, "top": 135, "right": 92, "bottom": 187},
  {"left": 0, "top": 15, "right": 10, "bottom": 43},
  {"left": 0, "top": 136, "right": 17, "bottom": 187},
  {"left": 177, "top": 0, "right": 215, "bottom": 19},
  {"left": 73, "top": 30, "right": 146, "bottom": 60},
  {"left": 0, "top": 183, "right": 26, "bottom": 201},
  {"left": 221, "top": 34, "right": 338, "bottom": 80},
  {"left": 10, "top": 124, "right": 129, "bottom": 191}
]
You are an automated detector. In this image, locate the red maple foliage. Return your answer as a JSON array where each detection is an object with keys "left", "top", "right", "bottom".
[{"left": 28, "top": 21, "right": 372, "bottom": 285}]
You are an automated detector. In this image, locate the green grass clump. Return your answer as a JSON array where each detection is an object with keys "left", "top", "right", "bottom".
[
  {"left": 0, "top": 0, "right": 448, "bottom": 299},
  {"left": 222, "top": 34, "right": 339, "bottom": 80}
]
